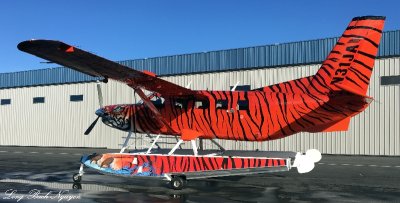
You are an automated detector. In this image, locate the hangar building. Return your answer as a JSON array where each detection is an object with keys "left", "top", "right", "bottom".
[{"left": 1, "top": 30, "right": 399, "bottom": 156}]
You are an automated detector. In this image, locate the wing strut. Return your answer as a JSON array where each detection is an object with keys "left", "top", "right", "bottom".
[{"left": 133, "top": 87, "right": 176, "bottom": 134}]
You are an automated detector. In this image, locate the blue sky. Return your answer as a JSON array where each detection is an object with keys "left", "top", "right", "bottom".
[{"left": 0, "top": 0, "right": 399, "bottom": 73}]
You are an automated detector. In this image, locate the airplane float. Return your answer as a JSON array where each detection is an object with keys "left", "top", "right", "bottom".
[{"left": 18, "top": 16, "right": 385, "bottom": 190}]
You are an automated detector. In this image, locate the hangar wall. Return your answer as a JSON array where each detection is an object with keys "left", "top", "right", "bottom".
[
  {"left": 0, "top": 81, "right": 134, "bottom": 148},
  {"left": 1, "top": 57, "right": 399, "bottom": 155}
]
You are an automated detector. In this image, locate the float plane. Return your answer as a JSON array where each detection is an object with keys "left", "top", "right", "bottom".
[{"left": 18, "top": 16, "right": 385, "bottom": 189}]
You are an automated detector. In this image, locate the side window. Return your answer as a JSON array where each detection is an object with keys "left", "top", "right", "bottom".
[
  {"left": 174, "top": 99, "right": 188, "bottom": 109},
  {"left": 195, "top": 99, "right": 209, "bottom": 109},
  {"left": 151, "top": 97, "right": 165, "bottom": 108},
  {"left": 1, "top": 99, "right": 11, "bottom": 105},
  {"left": 216, "top": 100, "right": 228, "bottom": 109},
  {"left": 237, "top": 100, "right": 249, "bottom": 110},
  {"left": 33, "top": 97, "right": 45, "bottom": 104}
]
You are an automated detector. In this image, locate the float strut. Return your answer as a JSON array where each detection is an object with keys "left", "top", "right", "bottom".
[
  {"left": 146, "top": 134, "right": 161, "bottom": 154},
  {"left": 168, "top": 139, "right": 184, "bottom": 155}
]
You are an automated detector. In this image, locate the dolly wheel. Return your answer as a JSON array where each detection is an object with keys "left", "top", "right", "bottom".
[
  {"left": 72, "top": 183, "right": 82, "bottom": 190},
  {"left": 73, "top": 173, "right": 82, "bottom": 183},
  {"left": 170, "top": 176, "right": 185, "bottom": 190}
]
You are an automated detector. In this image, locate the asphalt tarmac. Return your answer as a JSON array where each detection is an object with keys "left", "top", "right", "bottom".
[{"left": 0, "top": 146, "right": 399, "bottom": 203}]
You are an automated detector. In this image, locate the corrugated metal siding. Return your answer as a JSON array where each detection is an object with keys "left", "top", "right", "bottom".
[
  {"left": 0, "top": 68, "right": 99, "bottom": 89},
  {"left": 1, "top": 30, "right": 399, "bottom": 89},
  {"left": 1, "top": 57, "right": 399, "bottom": 155},
  {"left": 0, "top": 81, "right": 135, "bottom": 148},
  {"left": 378, "top": 30, "right": 400, "bottom": 56},
  {"left": 108, "top": 30, "right": 400, "bottom": 74}
]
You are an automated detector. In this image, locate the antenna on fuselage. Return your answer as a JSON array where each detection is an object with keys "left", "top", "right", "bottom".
[
  {"left": 231, "top": 81, "right": 240, "bottom": 91},
  {"left": 185, "top": 80, "right": 192, "bottom": 89}
]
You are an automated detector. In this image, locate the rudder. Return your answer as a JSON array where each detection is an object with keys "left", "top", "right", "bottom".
[{"left": 312, "top": 16, "right": 385, "bottom": 96}]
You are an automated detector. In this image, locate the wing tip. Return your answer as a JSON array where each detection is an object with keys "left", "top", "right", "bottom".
[
  {"left": 17, "top": 39, "right": 62, "bottom": 52},
  {"left": 17, "top": 40, "right": 33, "bottom": 51}
]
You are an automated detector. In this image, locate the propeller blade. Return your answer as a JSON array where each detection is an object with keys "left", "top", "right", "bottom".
[
  {"left": 96, "top": 82, "right": 104, "bottom": 108},
  {"left": 84, "top": 116, "right": 100, "bottom": 135}
]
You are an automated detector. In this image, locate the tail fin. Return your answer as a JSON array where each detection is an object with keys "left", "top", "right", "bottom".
[{"left": 312, "top": 16, "right": 385, "bottom": 96}]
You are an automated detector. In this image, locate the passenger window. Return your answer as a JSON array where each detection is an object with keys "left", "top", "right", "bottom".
[
  {"left": 216, "top": 100, "right": 228, "bottom": 109},
  {"left": 195, "top": 99, "right": 209, "bottom": 109},
  {"left": 237, "top": 100, "right": 249, "bottom": 110}
]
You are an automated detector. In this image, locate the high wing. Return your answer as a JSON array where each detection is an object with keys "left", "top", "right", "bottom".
[{"left": 17, "top": 40, "right": 196, "bottom": 97}]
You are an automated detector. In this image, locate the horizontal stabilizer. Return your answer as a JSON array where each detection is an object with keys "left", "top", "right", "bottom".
[{"left": 321, "top": 117, "right": 351, "bottom": 132}]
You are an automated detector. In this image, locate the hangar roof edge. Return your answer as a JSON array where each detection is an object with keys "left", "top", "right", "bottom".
[{"left": 1, "top": 30, "right": 399, "bottom": 89}]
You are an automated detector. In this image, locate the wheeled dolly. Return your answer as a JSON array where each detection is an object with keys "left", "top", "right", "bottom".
[
  {"left": 170, "top": 175, "right": 187, "bottom": 190},
  {"left": 73, "top": 164, "right": 84, "bottom": 183}
]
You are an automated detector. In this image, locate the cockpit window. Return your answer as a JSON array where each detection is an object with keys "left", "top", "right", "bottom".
[{"left": 151, "top": 97, "right": 165, "bottom": 108}]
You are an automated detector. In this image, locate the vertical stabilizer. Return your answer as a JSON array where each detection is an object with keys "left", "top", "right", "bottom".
[{"left": 312, "top": 16, "right": 385, "bottom": 96}]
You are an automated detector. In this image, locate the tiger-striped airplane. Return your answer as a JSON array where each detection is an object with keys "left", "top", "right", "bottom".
[{"left": 18, "top": 16, "right": 385, "bottom": 146}]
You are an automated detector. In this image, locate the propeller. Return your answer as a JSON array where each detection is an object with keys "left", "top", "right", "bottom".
[
  {"left": 84, "top": 81, "right": 105, "bottom": 135},
  {"left": 84, "top": 116, "right": 100, "bottom": 135},
  {"left": 96, "top": 81, "right": 104, "bottom": 108}
]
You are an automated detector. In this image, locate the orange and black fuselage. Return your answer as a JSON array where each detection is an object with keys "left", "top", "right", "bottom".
[{"left": 101, "top": 87, "right": 370, "bottom": 141}]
